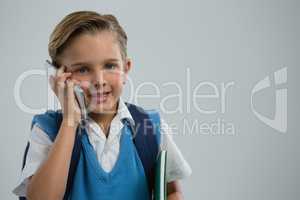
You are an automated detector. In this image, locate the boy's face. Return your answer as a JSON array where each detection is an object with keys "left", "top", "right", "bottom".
[{"left": 59, "top": 31, "right": 131, "bottom": 114}]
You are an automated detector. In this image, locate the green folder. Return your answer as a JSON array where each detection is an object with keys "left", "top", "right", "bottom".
[{"left": 154, "top": 150, "right": 167, "bottom": 200}]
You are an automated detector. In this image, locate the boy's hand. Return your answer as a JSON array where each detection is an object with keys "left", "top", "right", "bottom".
[{"left": 49, "top": 65, "right": 82, "bottom": 127}]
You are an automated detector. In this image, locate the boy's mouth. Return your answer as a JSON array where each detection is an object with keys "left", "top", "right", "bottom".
[{"left": 90, "top": 91, "right": 112, "bottom": 104}]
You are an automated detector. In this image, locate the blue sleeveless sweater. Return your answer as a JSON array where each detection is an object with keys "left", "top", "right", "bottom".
[{"left": 31, "top": 110, "right": 160, "bottom": 200}]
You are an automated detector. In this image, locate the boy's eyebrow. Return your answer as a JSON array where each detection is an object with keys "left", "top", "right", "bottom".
[
  {"left": 104, "top": 58, "right": 120, "bottom": 62},
  {"left": 70, "top": 62, "right": 90, "bottom": 67},
  {"left": 70, "top": 58, "right": 121, "bottom": 67}
]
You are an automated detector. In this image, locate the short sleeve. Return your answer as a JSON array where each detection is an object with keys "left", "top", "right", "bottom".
[
  {"left": 160, "top": 118, "right": 192, "bottom": 183},
  {"left": 12, "top": 125, "right": 53, "bottom": 197}
]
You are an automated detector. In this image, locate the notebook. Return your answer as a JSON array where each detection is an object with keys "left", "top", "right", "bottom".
[{"left": 154, "top": 150, "right": 167, "bottom": 200}]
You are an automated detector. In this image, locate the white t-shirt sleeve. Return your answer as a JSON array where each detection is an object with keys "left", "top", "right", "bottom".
[
  {"left": 160, "top": 118, "right": 192, "bottom": 183},
  {"left": 12, "top": 125, "right": 53, "bottom": 197}
]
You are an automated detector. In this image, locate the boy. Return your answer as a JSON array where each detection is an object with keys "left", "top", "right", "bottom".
[{"left": 13, "top": 11, "right": 191, "bottom": 200}]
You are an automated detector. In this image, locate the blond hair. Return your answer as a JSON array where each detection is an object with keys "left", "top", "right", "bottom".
[{"left": 48, "top": 11, "right": 128, "bottom": 68}]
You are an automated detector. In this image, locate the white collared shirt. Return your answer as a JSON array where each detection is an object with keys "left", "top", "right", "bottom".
[{"left": 13, "top": 99, "right": 192, "bottom": 197}]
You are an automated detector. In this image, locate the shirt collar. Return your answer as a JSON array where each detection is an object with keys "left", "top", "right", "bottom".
[
  {"left": 85, "top": 98, "right": 135, "bottom": 138},
  {"left": 117, "top": 98, "right": 135, "bottom": 126},
  {"left": 86, "top": 98, "right": 133, "bottom": 122}
]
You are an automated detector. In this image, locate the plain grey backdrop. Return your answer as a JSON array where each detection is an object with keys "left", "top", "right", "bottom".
[{"left": 1, "top": 0, "right": 299, "bottom": 199}]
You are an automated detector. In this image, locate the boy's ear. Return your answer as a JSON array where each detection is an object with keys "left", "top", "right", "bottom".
[
  {"left": 123, "top": 58, "right": 132, "bottom": 84},
  {"left": 124, "top": 57, "right": 132, "bottom": 74}
]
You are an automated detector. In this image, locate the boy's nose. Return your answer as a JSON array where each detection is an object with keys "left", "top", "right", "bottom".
[
  {"left": 94, "top": 80, "right": 107, "bottom": 89},
  {"left": 92, "top": 70, "right": 107, "bottom": 89}
]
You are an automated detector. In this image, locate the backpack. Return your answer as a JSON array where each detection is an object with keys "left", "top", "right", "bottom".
[{"left": 19, "top": 102, "right": 161, "bottom": 200}]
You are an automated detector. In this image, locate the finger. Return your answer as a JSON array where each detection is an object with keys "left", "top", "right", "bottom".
[
  {"left": 66, "top": 80, "right": 74, "bottom": 111},
  {"left": 49, "top": 75, "right": 60, "bottom": 95},
  {"left": 56, "top": 65, "right": 66, "bottom": 76},
  {"left": 57, "top": 80, "right": 66, "bottom": 107},
  {"left": 53, "top": 73, "right": 72, "bottom": 95},
  {"left": 66, "top": 80, "right": 81, "bottom": 115},
  {"left": 72, "top": 79, "right": 81, "bottom": 86},
  {"left": 55, "top": 72, "right": 72, "bottom": 83},
  {"left": 66, "top": 79, "right": 75, "bottom": 100}
]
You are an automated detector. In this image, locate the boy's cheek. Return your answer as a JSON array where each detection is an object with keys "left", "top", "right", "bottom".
[
  {"left": 80, "top": 81, "right": 91, "bottom": 89},
  {"left": 110, "top": 76, "right": 124, "bottom": 86},
  {"left": 70, "top": 74, "right": 91, "bottom": 88}
]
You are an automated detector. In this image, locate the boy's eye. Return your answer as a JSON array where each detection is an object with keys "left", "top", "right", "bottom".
[
  {"left": 76, "top": 67, "right": 89, "bottom": 74},
  {"left": 104, "top": 63, "right": 118, "bottom": 70}
]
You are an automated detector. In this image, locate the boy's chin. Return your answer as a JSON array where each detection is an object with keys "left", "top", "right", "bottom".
[{"left": 87, "top": 102, "right": 117, "bottom": 115}]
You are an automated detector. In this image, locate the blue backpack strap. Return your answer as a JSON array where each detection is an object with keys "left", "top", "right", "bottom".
[
  {"left": 20, "top": 110, "right": 82, "bottom": 200},
  {"left": 63, "top": 127, "right": 82, "bottom": 200},
  {"left": 19, "top": 142, "right": 30, "bottom": 200},
  {"left": 146, "top": 110, "right": 161, "bottom": 146},
  {"left": 125, "top": 103, "right": 161, "bottom": 198}
]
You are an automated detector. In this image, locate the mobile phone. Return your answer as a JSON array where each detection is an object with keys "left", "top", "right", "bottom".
[{"left": 74, "top": 84, "right": 88, "bottom": 124}]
